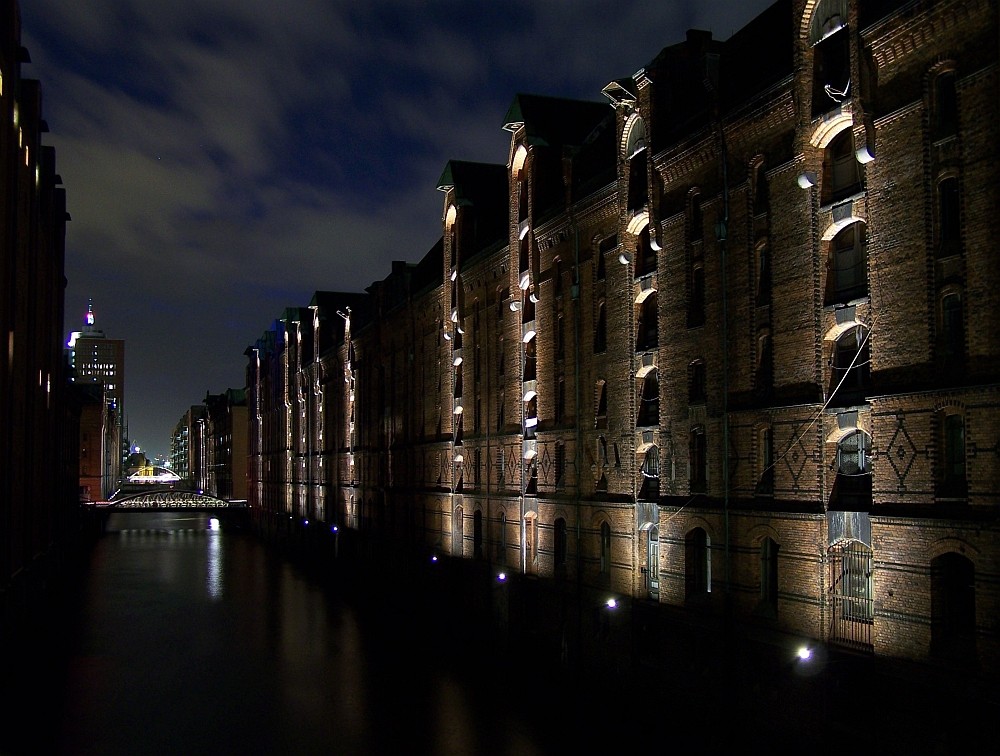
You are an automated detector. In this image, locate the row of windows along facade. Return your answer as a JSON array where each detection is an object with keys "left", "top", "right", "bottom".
[{"left": 244, "top": 0, "right": 999, "bottom": 673}]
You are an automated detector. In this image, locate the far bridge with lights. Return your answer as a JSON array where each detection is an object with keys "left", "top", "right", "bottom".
[{"left": 100, "top": 489, "right": 247, "bottom": 512}]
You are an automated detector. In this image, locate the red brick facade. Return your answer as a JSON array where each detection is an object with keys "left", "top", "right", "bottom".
[{"left": 246, "top": 0, "right": 999, "bottom": 674}]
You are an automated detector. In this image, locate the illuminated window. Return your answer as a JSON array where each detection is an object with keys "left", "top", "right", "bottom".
[{"left": 823, "top": 129, "right": 862, "bottom": 204}]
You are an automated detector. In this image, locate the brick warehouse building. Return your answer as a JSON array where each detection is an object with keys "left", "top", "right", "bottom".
[
  {"left": 245, "top": 0, "right": 998, "bottom": 675},
  {"left": 1, "top": 0, "right": 79, "bottom": 654}
]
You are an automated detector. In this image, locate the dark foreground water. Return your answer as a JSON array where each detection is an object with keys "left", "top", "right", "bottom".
[
  {"left": 4, "top": 511, "right": 998, "bottom": 755},
  {"left": 16, "top": 512, "right": 578, "bottom": 755}
]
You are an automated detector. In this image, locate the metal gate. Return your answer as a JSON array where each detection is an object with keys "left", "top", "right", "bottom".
[{"left": 829, "top": 539, "right": 874, "bottom": 651}]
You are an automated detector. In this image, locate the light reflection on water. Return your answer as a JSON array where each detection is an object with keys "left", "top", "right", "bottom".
[{"left": 53, "top": 512, "right": 561, "bottom": 756}]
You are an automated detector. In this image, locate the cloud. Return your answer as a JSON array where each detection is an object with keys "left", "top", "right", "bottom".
[{"left": 21, "top": 0, "right": 776, "bottom": 453}]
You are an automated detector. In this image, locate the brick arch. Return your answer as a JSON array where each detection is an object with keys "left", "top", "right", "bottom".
[
  {"left": 809, "top": 112, "right": 854, "bottom": 149},
  {"left": 747, "top": 523, "right": 781, "bottom": 546},
  {"left": 928, "top": 538, "right": 981, "bottom": 563}
]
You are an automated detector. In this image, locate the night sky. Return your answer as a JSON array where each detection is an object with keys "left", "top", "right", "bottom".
[{"left": 21, "top": 0, "right": 776, "bottom": 458}]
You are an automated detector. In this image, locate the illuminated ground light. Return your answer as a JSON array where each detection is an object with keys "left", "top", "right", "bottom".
[
  {"left": 606, "top": 598, "right": 618, "bottom": 609},
  {"left": 209, "top": 518, "right": 220, "bottom": 530},
  {"left": 497, "top": 572, "right": 507, "bottom": 582},
  {"left": 797, "top": 646, "right": 812, "bottom": 661},
  {"left": 431, "top": 554, "right": 438, "bottom": 563}
]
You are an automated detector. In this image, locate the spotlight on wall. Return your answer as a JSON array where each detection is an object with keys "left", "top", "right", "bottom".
[
  {"left": 619, "top": 252, "right": 631, "bottom": 265},
  {"left": 797, "top": 171, "right": 817, "bottom": 189}
]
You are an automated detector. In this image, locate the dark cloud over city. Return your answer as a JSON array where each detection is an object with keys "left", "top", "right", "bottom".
[{"left": 21, "top": 0, "right": 774, "bottom": 457}]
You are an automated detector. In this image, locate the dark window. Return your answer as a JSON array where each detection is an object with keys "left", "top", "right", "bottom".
[
  {"left": 812, "top": 22, "right": 850, "bottom": 117},
  {"left": 940, "top": 292, "right": 965, "bottom": 364},
  {"left": 555, "top": 444, "right": 566, "bottom": 487},
  {"left": 636, "top": 294, "right": 658, "bottom": 351},
  {"left": 689, "top": 360, "right": 707, "bottom": 404},
  {"left": 930, "top": 553, "right": 976, "bottom": 663},
  {"left": 554, "top": 517, "right": 568, "bottom": 568},
  {"left": 689, "top": 264, "right": 705, "bottom": 327},
  {"left": 939, "top": 412, "right": 967, "bottom": 498},
  {"left": 685, "top": 528, "right": 710, "bottom": 599},
  {"left": 635, "top": 226, "right": 656, "bottom": 277},
  {"left": 600, "top": 521, "right": 611, "bottom": 575},
  {"left": 638, "top": 370, "right": 659, "bottom": 427},
  {"left": 627, "top": 149, "right": 648, "bottom": 212},
  {"left": 756, "top": 241, "right": 771, "bottom": 305},
  {"left": 760, "top": 537, "right": 780, "bottom": 613},
  {"left": 754, "top": 163, "right": 769, "bottom": 216},
  {"left": 555, "top": 377, "right": 565, "bottom": 424},
  {"left": 556, "top": 313, "right": 565, "bottom": 360},
  {"left": 757, "top": 426, "right": 774, "bottom": 496},
  {"left": 594, "top": 303, "right": 607, "bottom": 353},
  {"left": 934, "top": 70, "right": 958, "bottom": 139},
  {"left": 690, "top": 426, "right": 707, "bottom": 493},
  {"left": 473, "top": 509, "right": 483, "bottom": 559},
  {"left": 756, "top": 333, "right": 773, "bottom": 398},
  {"left": 937, "top": 177, "right": 960, "bottom": 256}
]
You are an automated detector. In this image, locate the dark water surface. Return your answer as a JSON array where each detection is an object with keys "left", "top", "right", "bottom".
[{"left": 35, "top": 513, "right": 571, "bottom": 756}]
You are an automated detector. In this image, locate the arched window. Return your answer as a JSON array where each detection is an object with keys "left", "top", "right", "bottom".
[
  {"left": 689, "top": 263, "right": 705, "bottom": 328},
  {"left": 626, "top": 120, "right": 649, "bottom": 212},
  {"left": 823, "top": 129, "right": 862, "bottom": 204},
  {"left": 837, "top": 429, "right": 871, "bottom": 476},
  {"left": 635, "top": 225, "right": 656, "bottom": 277},
  {"left": 755, "top": 239, "right": 771, "bottom": 305},
  {"left": 939, "top": 290, "right": 965, "bottom": 364},
  {"left": 931, "top": 552, "right": 976, "bottom": 663},
  {"left": 523, "top": 333, "right": 536, "bottom": 383},
  {"left": 689, "top": 359, "right": 707, "bottom": 404},
  {"left": 829, "top": 325, "right": 870, "bottom": 407},
  {"left": 638, "top": 369, "right": 659, "bottom": 427},
  {"left": 594, "top": 302, "right": 607, "bottom": 353},
  {"left": 937, "top": 409, "right": 966, "bottom": 499},
  {"left": 937, "top": 176, "right": 960, "bottom": 257},
  {"left": 933, "top": 69, "right": 958, "bottom": 139},
  {"left": 636, "top": 292, "right": 658, "bottom": 352},
  {"left": 826, "top": 222, "right": 867, "bottom": 305},
  {"left": 810, "top": 0, "right": 850, "bottom": 117},
  {"left": 639, "top": 445, "right": 660, "bottom": 501}
]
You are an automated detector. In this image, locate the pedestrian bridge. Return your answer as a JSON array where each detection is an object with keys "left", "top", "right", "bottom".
[{"left": 93, "top": 488, "right": 248, "bottom": 512}]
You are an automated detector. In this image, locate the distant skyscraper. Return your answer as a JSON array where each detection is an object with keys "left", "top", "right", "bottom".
[
  {"left": 67, "top": 300, "right": 127, "bottom": 493},
  {"left": 67, "top": 299, "right": 125, "bottom": 413}
]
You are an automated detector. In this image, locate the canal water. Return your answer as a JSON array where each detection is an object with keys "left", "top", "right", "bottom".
[{"left": 15, "top": 512, "right": 629, "bottom": 755}]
